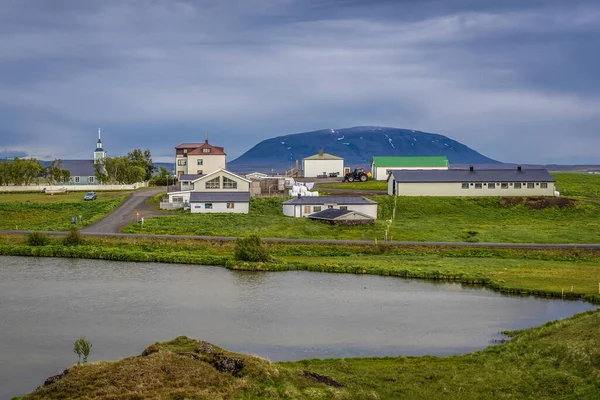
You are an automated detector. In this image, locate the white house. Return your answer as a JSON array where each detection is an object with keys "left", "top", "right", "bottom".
[
  {"left": 371, "top": 156, "right": 449, "bottom": 181},
  {"left": 175, "top": 140, "right": 227, "bottom": 177},
  {"left": 283, "top": 196, "right": 378, "bottom": 218},
  {"left": 387, "top": 166, "right": 557, "bottom": 197},
  {"left": 167, "top": 169, "right": 251, "bottom": 213},
  {"left": 302, "top": 151, "right": 344, "bottom": 178}
]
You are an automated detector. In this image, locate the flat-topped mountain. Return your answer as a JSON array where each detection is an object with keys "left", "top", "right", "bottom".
[{"left": 228, "top": 126, "right": 499, "bottom": 173}]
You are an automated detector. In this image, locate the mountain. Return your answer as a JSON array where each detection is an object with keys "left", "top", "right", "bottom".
[{"left": 228, "top": 126, "right": 499, "bottom": 174}]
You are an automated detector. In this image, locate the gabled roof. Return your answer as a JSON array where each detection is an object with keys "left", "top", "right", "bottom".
[
  {"left": 190, "top": 192, "right": 250, "bottom": 203},
  {"left": 372, "top": 156, "right": 448, "bottom": 168},
  {"left": 191, "top": 169, "right": 251, "bottom": 183},
  {"left": 303, "top": 152, "right": 343, "bottom": 161},
  {"left": 308, "top": 209, "right": 374, "bottom": 221},
  {"left": 283, "top": 196, "right": 377, "bottom": 205},
  {"left": 175, "top": 140, "right": 226, "bottom": 155},
  {"left": 388, "top": 168, "right": 556, "bottom": 183},
  {"left": 61, "top": 160, "right": 95, "bottom": 176},
  {"left": 179, "top": 174, "right": 204, "bottom": 181}
]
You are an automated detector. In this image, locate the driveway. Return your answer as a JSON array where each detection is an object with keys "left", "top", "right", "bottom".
[{"left": 82, "top": 188, "right": 168, "bottom": 234}]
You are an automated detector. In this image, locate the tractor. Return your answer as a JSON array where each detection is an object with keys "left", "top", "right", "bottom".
[{"left": 342, "top": 167, "right": 369, "bottom": 182}]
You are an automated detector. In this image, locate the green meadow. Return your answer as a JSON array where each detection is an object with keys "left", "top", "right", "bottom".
[{"left": 0, "top": 191, "right": 130, "bottom": 230}]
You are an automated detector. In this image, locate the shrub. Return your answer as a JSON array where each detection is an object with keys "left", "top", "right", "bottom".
[
  {"left": 27, "top": 231, "right": 50, "bottom": 246},
  {"left": 73, "top": 336, "right": 92, "bottom": 364},
  {"left": 234, "top": 234, "right": 270, "bottom": 262},
  {"left": 63, "top": 227, "right": 84, "bottom": 246}
]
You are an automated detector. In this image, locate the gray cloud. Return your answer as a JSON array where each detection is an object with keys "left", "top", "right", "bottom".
[{"left": 0, "top": 0, "right": 599, "bottom": 163}]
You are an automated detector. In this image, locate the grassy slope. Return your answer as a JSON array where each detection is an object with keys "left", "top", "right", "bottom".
[
  {"left": 2, "top": 234, "right": 600, "bottom": 299},
  {"left": 553, "top": 172, "right": 600, "bottom": 198},
  {"left": 17, "top": 311, "right": 600, "bottom": 399},
  {"left": 318, "top": 180, "right": 388, "bottom": 190},
  {"left": 0, "top": 192, "right": 131, "bottom": 231}
]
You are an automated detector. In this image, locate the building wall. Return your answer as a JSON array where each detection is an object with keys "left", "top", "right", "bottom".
[
  {"left": 302, "top": 159, "right": 344, "bottom": 178},
  {"left": 69, "top": 175, "right": 99, "bottom": 185},
  {"left": 168, "top": 191, "right": 191, "bottom": 203},
  {"left": 175, "top": 154, "right": 226, "bottom": 176},
  {"left": 391, "top": 181, "right": 556, "bottom": 197},
  {"left": 373, "top": 166, "right": 448, "bottom": 181},
  {"left": 193, "top": 171, "right": 250, "bottom": 192},
  {"left": 283, "top": 203, "right": 377, "bottom": 218},
  {"left": 191, "top": 202, "right": 249, "bottom": 214}
]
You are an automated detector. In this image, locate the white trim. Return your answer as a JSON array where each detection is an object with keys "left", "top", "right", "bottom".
[{"left": 191, "top": 168, "right": 251, "bottom": 184}]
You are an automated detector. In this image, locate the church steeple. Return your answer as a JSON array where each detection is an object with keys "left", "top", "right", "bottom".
[{"left": 94, "top": 128, "right": 107, "bottom": 164}]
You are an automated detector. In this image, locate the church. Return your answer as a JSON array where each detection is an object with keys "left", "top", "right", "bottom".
[{"left": 61, "top": 130, "right": 107, "bottom": 185}]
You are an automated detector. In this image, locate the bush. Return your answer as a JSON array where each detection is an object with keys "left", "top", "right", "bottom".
[
  {"left": 63, "top": 227, "right": 84, "bottom": 246},
  {"left": 234, "top": 234, "right": 270, "bottom": 262},
  {"left": 27, "top": 231, "right": 50, "bottom": 246}
]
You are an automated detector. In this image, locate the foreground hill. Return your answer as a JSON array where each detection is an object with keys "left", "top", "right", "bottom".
[
  {"left": 17, "top": 310, "right": 600, "bottom": 399},
  {"left": 228, "top": 126, "right": 499, "bottom": 173}
]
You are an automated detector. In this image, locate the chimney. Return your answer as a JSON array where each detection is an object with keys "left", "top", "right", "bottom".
[
  {"left": 205, "top": 139, "right": 209, "bottom": 144},
  {"left": 297, "top": 193, "right": 301, "bottom": 198},
  {"left": 469, "top": 165, "right": 474, "bottom": 172},
  {"left": 517, "top": 165, "right": 522, "bottom": 171},
  {"left": 319, "top": 149, "right": 324, "bottom": 156}
]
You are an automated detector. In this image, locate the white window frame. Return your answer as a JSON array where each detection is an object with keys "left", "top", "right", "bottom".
[
  {"left": 197, "top": 159, "right": 203, "bottom": 165},
  {"left": 227, "top": 202, "right": 235, "bottom": 209},
  {"left": 88, "top": 176, "right": 95, "bottom": 183},
  {"left": 205, "top": 177, "right": 220, "bottom": 189},
  {"left": 541, "top": 183, "right": 548, "bottom": 189},
  {"left": 527, "top": 183, "right": 535, "bottom": 189},
  {"left": 223, "top": 177, "right": 237, "bottom": 189},
  {"left": 461, "top": 183, "right": 469, "bottom": 189},
  {"left": 74, "top": 176, "right": 80, "bottom": 183},
  {"left": 203, "top": 148, "right": 211, "bottom": 153},
  {"left": 177, "top": 159, "right": 187, "bottom": 166},
  {"left": 205, "top": 203, "right": 213, "bottom": 209}
]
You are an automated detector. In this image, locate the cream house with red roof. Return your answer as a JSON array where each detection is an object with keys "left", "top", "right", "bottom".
[{"left": 175, "top": 140, "right": 226, "bottom": 177}]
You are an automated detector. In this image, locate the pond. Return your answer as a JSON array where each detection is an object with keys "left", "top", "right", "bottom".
[{"left": 0, "top": 256, "right": 595, "bottom": 398}]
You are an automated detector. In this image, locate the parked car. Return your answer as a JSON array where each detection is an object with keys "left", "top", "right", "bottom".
[{"left": 83, "top": 192, "right": 97, "bottom": 201}]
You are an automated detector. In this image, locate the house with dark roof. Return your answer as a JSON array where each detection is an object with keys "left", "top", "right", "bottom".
[
  {"left": 307, "top": 208, "right": 375, "bottom": 225},
  {"left": 282, "top": 196, "right": 377, "bottom": 218},
  {"left": 175, "top": 140, "right": 226, "bottom": 177},
  {"left": 387, "top": 166, "right": 557, "bottom": 197},
  {"left": 61, "top": 130, "right": 107, "bottom": 185},
  {"left": 371, "top": 156, "right": 449, "bottom": 181},
  {"left": 166, "top": 169, "right": 251, "bottom": 213}
]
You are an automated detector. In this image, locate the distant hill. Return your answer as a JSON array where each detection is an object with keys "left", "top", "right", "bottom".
[{"left": 228, "top": 126, "right": 499, "bottom": 174}]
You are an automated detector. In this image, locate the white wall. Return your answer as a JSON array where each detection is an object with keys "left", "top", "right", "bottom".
[
  {"left": 391, "top": 181, "right": 556, "bottom": 196},
  {"left": 373, "top": 166, "right": 448, "bottom": 181},
  {"left": 303, "top": 159, "right": 344, "bottom": 178},
  {"left": 283, "top": 203, "right": 378, "bottom": 218},
  {"left": 191, "top": 202, "right": 249, "bottom": 214},
  {"left": 168, "top": 191, "right": 191, "bottom": 203},
  {"left": 193, "top": 171, "right": 250, "bottom": 192},
  {"left": 0, "top": 183, "right": 148, "bottom": 192},
  {"left": 186, "top": 154, "right": 226, "bottom": 175}
]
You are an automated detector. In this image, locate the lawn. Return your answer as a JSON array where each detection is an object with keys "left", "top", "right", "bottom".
[
  {"left": 123, "top": 195, "right": 600, "bottom": 244},
  {"left": 553, "top": 172, "right": 600, "bottom": 198},
  {"left": 0, "top": 191, "right": 131, "bottom": 230},
  {"left": 318, "top": 180, "right": 388, "bottom": 191}
]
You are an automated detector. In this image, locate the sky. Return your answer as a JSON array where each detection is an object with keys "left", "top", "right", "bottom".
[{"left": 0, "top": 0, "right": 599, "bottom": 164}]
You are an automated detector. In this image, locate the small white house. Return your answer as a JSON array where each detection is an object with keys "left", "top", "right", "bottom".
[
  {"left": 387, "top": 166, "right": 557, "bottom": 197},
  {"left": 167, "top": 169, "right": 251, "bottom": 213},
  {"left": 283, "top": 196, "right": 378, "bottom": 218},
  {"left": 302, "top": 151, "right": 344, "bottom": 178}
]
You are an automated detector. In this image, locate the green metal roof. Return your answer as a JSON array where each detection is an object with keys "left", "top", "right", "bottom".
[{"left": 372, "top": 156, "right": 448, "bottom": 168}]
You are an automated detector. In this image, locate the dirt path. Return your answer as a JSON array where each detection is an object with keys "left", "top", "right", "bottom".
[{"left": 82, "top": 188, "right": 168, "bottom": 234}]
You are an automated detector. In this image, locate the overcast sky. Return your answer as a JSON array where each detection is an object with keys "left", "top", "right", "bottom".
[{"left": 1, "top": 0, "right": 599, "bottom": 164}]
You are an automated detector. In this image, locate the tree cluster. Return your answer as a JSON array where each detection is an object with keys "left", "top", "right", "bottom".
[
  {"left": 94, "top": 148, "right": 157, "bottom": 184},
  {"left": 0, "top": 157, "right": 72, "bottom": 186}
]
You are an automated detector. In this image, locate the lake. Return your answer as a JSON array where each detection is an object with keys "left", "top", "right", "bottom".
[{"left": 0, "top": 256, "right": 595, "bottom": 398}]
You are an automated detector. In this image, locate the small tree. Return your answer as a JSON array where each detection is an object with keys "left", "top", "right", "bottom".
[
  {"left": 73, "top": 336, "right": 92, "bottom": 365},
  {"left": 234, "top": 234, "right": 270, "bottom": 262},
  {"left": 27, "top": 231, "right": 50, "bottom": 246},
  {"left": 63, "top": 227, "right": 84, "bottom": 246}
]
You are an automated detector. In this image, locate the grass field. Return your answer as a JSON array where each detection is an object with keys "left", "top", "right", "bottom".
[
  {"left": 123, "top": 194, "right": 600, "bottom": 243},
  {"left": 318, "top": 180, "right": 388, "bottom": 191},
  {"left": 0, "top": 191, "right": 131, "bottom": 230},
  {"left": 553, "top": 172, "right": 600, "bottom": 198},
  {"left": 17, "top": 310, "right": 600, "bottom": 399}
]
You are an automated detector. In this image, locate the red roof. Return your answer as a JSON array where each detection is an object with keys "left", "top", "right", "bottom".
[{"left": 175, "top": 140, "right": 226, "bottom": 155}]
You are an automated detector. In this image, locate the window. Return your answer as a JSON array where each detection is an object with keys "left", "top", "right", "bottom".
[
  {"left": 197, "top": 170, "right": 203, "bottom": 174},
  {"left": 475, "top": 183, "right": 482, "bottom": 189},
  {"left": 206, "top": 177, "right": 220, "bottom": 189},
  {"left": 313, "top": 206, "right": 322, "bottom": 212},
  {"left": 340, "top": 206, "right": 348, "bottom": 210},
  {"left": 197, "top": 159, "right": 203, "bottom": 165},
  {"left": 304, "top": 206, "right": 311, "bottom": 214},
  {"left": 514, "top": 183, "right": 521, "bottom": 189},
  {"left": 183, "top": 149, "right": 188, "bottom": 154},
  {"left": 177, "top": 159, "right": 187, "bottom": 166},
  {"left": 541, "top": 183, "right": 548, "bottom": 189},
  {"left": 203, "top": 148, "right": 211, "bottom": 153},
  {"left": 88, "top": 176, "right": 95, "bottom": 183},
  {"left": 205, "top": 203, "right": 213, "bottom": 209},
  {"left": 461, "top": 183, "right": 469, "bottom": 189},
  {"left": 223, "top": 177, "right": 237, "bottom": 189},
  {"left": 172, "top": 196, "right": 184, "bottom": 203},
  {"left": 527, "top": 183, "right": 535, "bottom": 189},
  {"left": 488, "top": 183, "right": 495, "bottom": 189},
  {"left": 74, "top": 176, "right": 80, "bottom": 183},
  {"left": 328, "top": 205, "right": 334, "bottom": 209},
  {"left": 501, "top": 183, "right": 508, "bottom": 189},
  {"left": 227, "top": 202, "right": 235, "bottom": 209}
]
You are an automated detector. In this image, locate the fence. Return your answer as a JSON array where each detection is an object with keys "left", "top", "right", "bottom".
[{"left": 0, "top": 182, "right": 148, "bottom": 192}]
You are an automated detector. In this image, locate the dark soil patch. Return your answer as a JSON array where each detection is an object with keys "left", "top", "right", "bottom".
[
  {"left": 43, "top": 368, "right": 70, "bottom": 387},
  {"left": 302, "top": 370, "right": 346, "bottom": 387},
  {"left": 499, "top": 197, "right": 577, "bottom": 209},
  {"left": 210, "top": 355, "right": 245, "bottom": 376}
]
